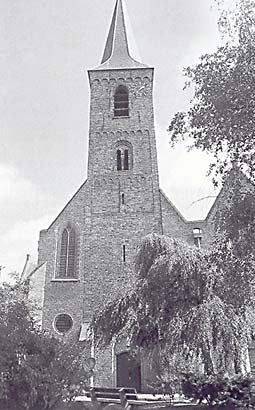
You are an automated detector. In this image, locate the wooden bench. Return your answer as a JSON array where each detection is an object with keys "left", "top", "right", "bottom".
[
  {"left": 76, "top": 386, "right": 167, "bottom": 410},
  {"left": 87, "top": 387, "right": 137, "bottom": 409}
]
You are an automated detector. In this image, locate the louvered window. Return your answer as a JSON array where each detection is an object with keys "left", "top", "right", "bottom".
[
  {"left": 114, "top": 85, "right": 129, "bottom": 117},
  {"left": 58, "top": 226, "right": 76, "bottom": 278}
]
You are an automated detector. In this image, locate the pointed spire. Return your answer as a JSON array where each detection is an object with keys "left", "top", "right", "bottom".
[
  {"left": 101, "top": 0, "right": 122, "bottom": 64},
  {"left": 97, "top": 0, "right": 147, "bottom": 70}
]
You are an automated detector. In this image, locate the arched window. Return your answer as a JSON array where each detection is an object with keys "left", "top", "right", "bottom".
[
  {"left": 58, "top": 226, "right": 76, "bottom": 278},
  {"left": 114, "top": 85, "right": 129, "bottom": 117},
  {"left": 116, "top": 148, "right": 130, "bottom": 170},
  {"left": 115, "top": 141, "right": 133, "bottom": 171}
]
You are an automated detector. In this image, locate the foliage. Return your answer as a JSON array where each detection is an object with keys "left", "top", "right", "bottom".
[
  {"left": 147, "top": 348, "right": 203, "bottom": 398},
  {"left": 0, "top": 282, "right": 90, "bottom": 410},
  {"left": 166, "top": 0, "right": 255, "bottom": 375},
  {"left": 168, "top": 0, "right": 255, "bottom": 182},
  {"left": 92, "top": 233, "right": 255, "bottom": 376},
  {"left": 214, "top": 171, "right": 255, "bottom": 254},
  {"left": 208, "top": 173, "right": 255, "bottom": 325},
  {"left": 92, "top": 235, "right": 203, "bottom": 346},
  {"left": 182, "top": 372, "right": 254, "bottom": 408},
  {"left": 149, "top": 377, "right": 175, "bottom": 401}
]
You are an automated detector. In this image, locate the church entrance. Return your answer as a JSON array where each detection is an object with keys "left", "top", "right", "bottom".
[{"left": 116, "top": 352, "right": 142, "bottom": 392}]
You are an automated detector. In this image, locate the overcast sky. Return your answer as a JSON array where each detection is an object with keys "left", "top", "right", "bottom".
[{"left": 0, "top": 0, "right": 222, "bottom": 278}]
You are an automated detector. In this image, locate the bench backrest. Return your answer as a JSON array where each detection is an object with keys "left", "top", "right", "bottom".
[{"left": 89, "top": 387, "right": 138, "bottom": 401}]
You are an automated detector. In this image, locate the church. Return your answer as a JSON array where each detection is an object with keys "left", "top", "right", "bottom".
[{"left": 24, "top": 0, "right": 245, "bottom": 392}]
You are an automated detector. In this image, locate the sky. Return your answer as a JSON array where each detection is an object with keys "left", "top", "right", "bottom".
[{"left": 0, "top": 0, "right": 223, "bottom": 278}]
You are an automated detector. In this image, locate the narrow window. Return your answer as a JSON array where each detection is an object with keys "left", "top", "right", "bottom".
[
  {"left": 114, "top": 85, "right": 129, "bottom": 117},
  {"left": 67, "top": 228, "right": 76, "bottom": 277},
  {"left": 122, "top": 245, "right": 126, "bottom": 262},
  {"left": 117, "top": 149, "right": 122, "bottom": 171},
  {"left": 58, "top": 226, "right": 76, "bottom": 278},
  {"left": 115, "top": 142, "right": 132, "bottom": 171},
  {"left": 59, "top": 229, "right": 68, "bottom": 277},
  {"left": 121, "top": 193, "right": 125, "bottom": 205},
  {"left": 194, "top": 237, "right": 202, "bottom": 248},
  {"left": 193, "top": 228, "right": 202, "bottom": 249},
  {"left": 124, "top": 149, "right": 129, "bottom": 170}
]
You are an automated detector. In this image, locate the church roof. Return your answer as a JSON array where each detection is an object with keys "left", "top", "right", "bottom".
[
  {"left": 94, "top": 0, "right": 148, "bottom": 70},
  {"left": 19, "top": 257, "right": 46, "bottom": 284}
]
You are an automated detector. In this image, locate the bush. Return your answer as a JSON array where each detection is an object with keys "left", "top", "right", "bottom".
[{"left": 182, "top": 373, "right": 254, "bottom": 408}]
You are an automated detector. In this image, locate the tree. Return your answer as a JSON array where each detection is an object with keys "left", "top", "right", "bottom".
[
  {"left": 0, "top": 282, "right": 91, "bottom": 410},
  {"left": 92, "top": 234, "right": 255, "bottom": 376},
  {"left": 168, "top": 0, "right": 255, "bottom": 183},
  {"left": 166, "top": 0, "right": 255, "bottom": 376},
  {"left": 207, "top": 172, "right": 255, "bottom": 376}
]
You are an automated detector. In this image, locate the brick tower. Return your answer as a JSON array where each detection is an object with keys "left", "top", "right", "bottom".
[
  {"left": 85, "top": 0, "right": 163, "bottom": 309},
  {"left": 36, "top": 0, "right": 162, "bottom": 390}
]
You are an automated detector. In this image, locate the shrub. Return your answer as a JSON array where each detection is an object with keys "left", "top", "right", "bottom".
[{"left": 182, "top": 372, "right": 254, "bottom": 408}]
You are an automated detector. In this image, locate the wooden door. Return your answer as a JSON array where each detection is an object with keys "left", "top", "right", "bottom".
[{"left": 116, "top": 352, "right": 141, "bottom": 392}]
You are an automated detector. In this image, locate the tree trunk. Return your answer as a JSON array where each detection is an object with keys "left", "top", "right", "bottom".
[{"left": 201, "top": 345, "right": 214, "bottom": 375}]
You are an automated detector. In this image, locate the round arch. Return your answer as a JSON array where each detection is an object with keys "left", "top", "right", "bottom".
[{"left": 114, "top": 140, "right": 133, "bottom": 171}]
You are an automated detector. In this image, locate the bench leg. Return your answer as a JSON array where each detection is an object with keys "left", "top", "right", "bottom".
[
  {"left": 119, "top": 389, "right": 131, "bottom": 410},
  {"left": 90, "top": 388, "right": 104, "bottom": 410}
]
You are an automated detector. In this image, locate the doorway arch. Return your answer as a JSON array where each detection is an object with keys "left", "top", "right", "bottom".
[{"left": 116, "top": 352, "right": 141, "bottom": 392}]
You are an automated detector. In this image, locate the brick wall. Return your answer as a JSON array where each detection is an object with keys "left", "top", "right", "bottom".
[
  {"left": 161, "top": 191, "right": 206, "bottom": 247},
  {"left": 38, "top": 182, "right": 89, "bottom": 338}
]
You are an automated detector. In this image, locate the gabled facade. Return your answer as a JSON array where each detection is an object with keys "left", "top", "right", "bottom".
[{"left": 31, "top": 0, "right": 236, "bottom": 391}]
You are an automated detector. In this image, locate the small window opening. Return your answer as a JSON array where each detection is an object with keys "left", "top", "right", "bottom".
[
  {"left": 114, "top": 85, "right": 129, "bottom": 117},
  {"left": 124, "top": 149, "right": 129, "bottom": 170},
  {"left": 194, "top": 237, "right": 202, "bottom": 248},
  {"left": 121, "top": 193, "right": 125, "bottom": 205},
  {"left": 117, "top": 149, "right": 122, "bottom": 171},
  {"left": 123, "top": 245, "right": 126, "bottom": 262},
  {"left": 116, "top": 148, "right": 130, "bottom": 171},
  {"left": 193, "top": 228, "right": 202, "bottom": 249}
]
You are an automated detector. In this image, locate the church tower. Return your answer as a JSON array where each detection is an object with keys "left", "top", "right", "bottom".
[
  {"left": 37, "top": 0, "right": 163, "bottom": 390},
  {"left": 85, "top": 0, "right": 163, "bottom": 309},
  {"left": 87, "top": 0, "right": 162, "bottom": 223}
]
